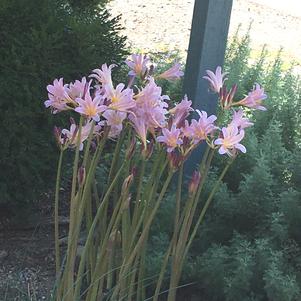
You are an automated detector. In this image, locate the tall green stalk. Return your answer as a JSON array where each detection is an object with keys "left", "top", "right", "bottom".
[
  {"left": 54, "top": 149, "right": 64, "bottom": 277},
  {"left": 111, "top": 171, "right": 174, "bottom": 300}
]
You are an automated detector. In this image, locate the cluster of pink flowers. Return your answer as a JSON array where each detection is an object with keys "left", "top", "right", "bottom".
[{"left": 45, "top": 54, "right": 267, "bottom": 160}]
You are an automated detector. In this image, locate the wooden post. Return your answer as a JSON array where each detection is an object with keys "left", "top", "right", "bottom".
[{"left": 183, "top": 0, "right": 233, "bottom": 174}]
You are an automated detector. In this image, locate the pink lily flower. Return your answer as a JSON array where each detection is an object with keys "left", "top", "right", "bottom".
[
  {"left": 169, "top": 95, "right": 193, "bottom": 127},
  {"left": 75, "top": 82, "right": 106, "bottom": 122},
  {"left": 90, "top": 64, "right": 116, "bottom": 90},
  {"left": 104, "top": 83, "right": 136, "bottom": 112},
  {"left": 130, "top": 115, "right": 148, "bottom": 149},
  {"left": 157, "top": 125, "right": 183, "bottom": 153},
  {"left": 125, "top": 54, "right": 149, "bottom": 77},
  {"left": 186, "top": 110, "right": 217, "bottom": 144},
  {"left": 44, "top": 78, "right": 73, "bottom": 113},
  {"left": 230, "top": 109, "right": 253, "bottom": 129},
  {"left": 101, "top": 110, "right": 127, "bottom": 137},
  {"left": 68, "top": 77, "right": 87, "bottom": 100},
  {"left": 237, "top": 83, "right": 267, "bottom": 111},
  {"left": 61, "top": 122, "right": 94, "bottom": 151},
  {"left": 203, "top": 66, "right": 227, "bottom": 93},
  {"left": 158, "top": 63, "right": 184, "bottom": 81},
  {"left": 214, "top": 125, "right": 246, "bottom": 156},
  {"left": 134, "top": 77, "right": 169, "bottom": 129}
]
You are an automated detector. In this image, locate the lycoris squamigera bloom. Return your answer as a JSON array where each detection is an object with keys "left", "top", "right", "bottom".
[
  {"left": 104, "top": 83, "right": 136, "bottom": 112},
  {"left": 237, "top": 83, "right": 267, "bottom": 111},
  {"left": 219, "top": 84, "right": 238, "bottom": 109},
  {"left": 158, "top": 63, "right": 184, "bottom": 81},
  {"left": 125, "top": 54, "right": 150, "bottom": 77},
  {"left": 134, "top": 77, "right": 169, "bottom": 129},
  {"left": 185, "top": 110, "right": 217, "bottom": 144},
  {"left": 61, "top": 121, "right": 94, "bottom": 151},
  {"left": 230, "top": 109, "right": 253, "bottom": 129},
  {"left": 44, "top": 78, "right": 73, "bottom": 113},
  {"left": 101, "top": 110, "right": 127, "bottom": 138},
  {"left": 68, "top": 77, "right": 87, "bottom": 100},
  {"left": 90, "top": 64, "right": 116, "bottom": 91},
  {"left": 130, "top": 115, "right": 148, "bottom": 149},
  {"left": 75, "top": 82, "right": 106, "bottom": 122},
  {"left": 203, "top": 66, "right": 227, "bottom": 93},
  {"left": 157, "top": 125, "right": 183, "bottom": 153},
  {"left": 214, "top": 125, "right": 246, "bottom": 156},
  {"left": 169, "top": 95, "right": 193, "bottom": 127},
  {"left": 44, "top": 53, "right": 266, "bottom": 160}
]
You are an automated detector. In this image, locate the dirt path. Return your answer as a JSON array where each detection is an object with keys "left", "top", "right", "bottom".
[{"left": 108, "top": 0, "right": 301, "bottom": 62}]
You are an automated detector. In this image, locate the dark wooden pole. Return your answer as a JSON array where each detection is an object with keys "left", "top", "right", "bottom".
[{"left": 183, "top": 0, "right": 233, "bottom": 174}]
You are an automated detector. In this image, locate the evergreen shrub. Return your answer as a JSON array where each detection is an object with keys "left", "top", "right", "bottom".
[{"left": 0, "top": 0, "right": 127, "bottom": 205}]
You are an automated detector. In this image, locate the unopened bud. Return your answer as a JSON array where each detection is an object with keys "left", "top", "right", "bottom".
[
  {"left": 126, "top": 137, "right": 136, "bottom": 160},
  {"left": 131, "top": 166, "right": 138, "bottom": 178},
  {"left": 188, "top": 171, "right": 201, "bottom": 196},
  {"left": 121, "top": 174, "right": 134, "bottom": 195},
  {"left": 148, "top": 64, "right": 155, "bottom": 76},
  {"left": 53, "top": 126, "right": 62, "bottom": 147},
  {"left": 71, "top": 125, "right": 78, "bottom": 143},
  {"left": 78, "top": 166, "right": 86, "bottom": 186},
  {"left": 168, "top": 152, "right": 184, "bottom": 171},
  {"left": 142, "top": 139, "right": 154, "bottom": 160},
  {"left": 220, "top": 84, "right": 238, "bottom": 109},
  {"left": 83, "top": 81, "right": 89, "bottom": 98}
]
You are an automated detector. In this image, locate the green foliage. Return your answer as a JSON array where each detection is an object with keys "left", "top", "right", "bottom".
[
  {"left": 0, "top": 0, "right": 127, "bottom": 205},
  {"left": 146, "top": 29, "right": 301, "bottom": 300}
]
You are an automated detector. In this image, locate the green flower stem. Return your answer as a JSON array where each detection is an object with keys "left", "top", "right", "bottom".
[
  {"left": 70, "top": 116, "right": 83, "bottom": 203},
  {"left": 168, "top": 158, "right": 233, "bottom": 301},
  {"left": 127, "top": 257, "right": 139, "bottom": 301},
  {"left": 108, "top": 129, "right": 127, "bottom": 184},
  {"left": 135, "top": 156, "right": 167, "bottom": 301},
  {"left": 167, "top": 148, "right": 215, "bottom": 301},
  {"left": 100, "top": 129, "right": 127, "bottom": 240},
  {"left": 131, "top": 159, "right": 146, "bottom": 231},
  {"left": 125, "top": 156, "right": 167, "bottom": 265},
  {"left": 73, "top": 161, "right": 126, "bottom": 300},
  {"left": 180, "top": 149, "right": 215, "bottom": 243},
  {"left": 172, "top": 164, "right": 183, "bottom": 255},
  {"left": 175, "top": 148, "right": 214, "bottom": 255},
  {"left": 62, "top": 130, "right": 108, "bottom": 301},
  {"left": 111, "top": 171, "right": 174, "bottom": 300},
  {"left": 63, "top": 116, "right": 83, "bottom": 301},
  {"left": 136, "top": 242, "right": 146, "bottom": 301},
  {"left": 54, "top": 149, "right": 64, "bottom": 277},
  {"left": 85, "top": 182, "right": 132, "bottom": 301},
  {"left": 153, "top": 239, "right": 173, "bottom": 301},
  {"left": 183, "top": 159, "right": 233, "bottom": 259},
  {"left": 82, "top": 121, "right": 95, "bottom": 168}
]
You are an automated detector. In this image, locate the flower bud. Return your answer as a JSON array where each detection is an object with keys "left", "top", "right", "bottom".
[
  {"left": 142, "top": 139, "right": 154, "bottom": 160},
  {"left": 121, "top": 174, "right": 134, "bottom": 196},
  {"left": 53, "top": 126, "right": 62, "bottom": 147},
  {"left": 78, "top": 166, "right": 86, "bottom": 186},
  {"left": 168, "top": 152, "right": 184, "bottom": 171},
  {"left": 188, "top": 171, "right": 201, "bottom": 196},
  {"left": 131, "top": 166, "right": 138, "bottom": 178},
  {"left": 148, "top": 64, "right": 155, "bottom": 77},
  {"left": 126, "top": 137, "right": 136, "bottom": 160},
  {"left": 219, "top": 84, "right": 238, "bottom": 109}
]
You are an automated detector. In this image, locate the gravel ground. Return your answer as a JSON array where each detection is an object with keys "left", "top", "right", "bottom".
[{"left": 108, "top": 0, "right": 301, "bottom": 62}]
